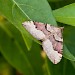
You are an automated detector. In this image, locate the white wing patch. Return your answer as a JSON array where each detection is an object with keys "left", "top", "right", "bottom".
[
  {"left": 22, "top": 21, "right": 63, "bottom": 64},
  {"left": 42, "top": 39, "right": 62, "bottom": 64},
  {"left": 22, "top": 21, "right": 46, "bottom": 40}
]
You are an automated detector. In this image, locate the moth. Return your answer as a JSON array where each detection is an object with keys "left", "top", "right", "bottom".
[{"left": 22, "top": 21, "right": 63, "bottom": 64}]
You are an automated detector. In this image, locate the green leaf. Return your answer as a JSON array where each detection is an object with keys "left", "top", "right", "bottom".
[
  {"left": 47, "top": 58, "right": 75, "bottom": 75},
  {"left": 63, "top": 25, "right": 75, "bottom": 61},
  {"left": 0, "top": 21, "right": 35, "bottom": 75},
  {"left": 0, "top": 0, "right": 57, "bottom": 50},
  {"left": 0, "top": 0, "right": 32, "bottom": 50},
  {"left": 53, "top": 3, "right": 75, "bottom": 26},
  {"left": 48, "top": 0, "right": 62, "bottom": 2},
  {"left": 0, "top": 20, "right": 50, "bottom": 75},
  {"left": 63, "top": 45, "right": 75, "bottom": 61},
  {"left": 71, "top": 61, "right": 75, "bottom": 69},
  {"left": 12, "top": 0, "right": 57, "bottom": 25}
]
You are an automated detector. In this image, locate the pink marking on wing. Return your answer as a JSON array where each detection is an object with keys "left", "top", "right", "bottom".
[
  {"left": 55, "top": 42, "right": 63, "bottom": 54},
  {"left": 34, "top": 22, "right": 50, "bottom": 37}
]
